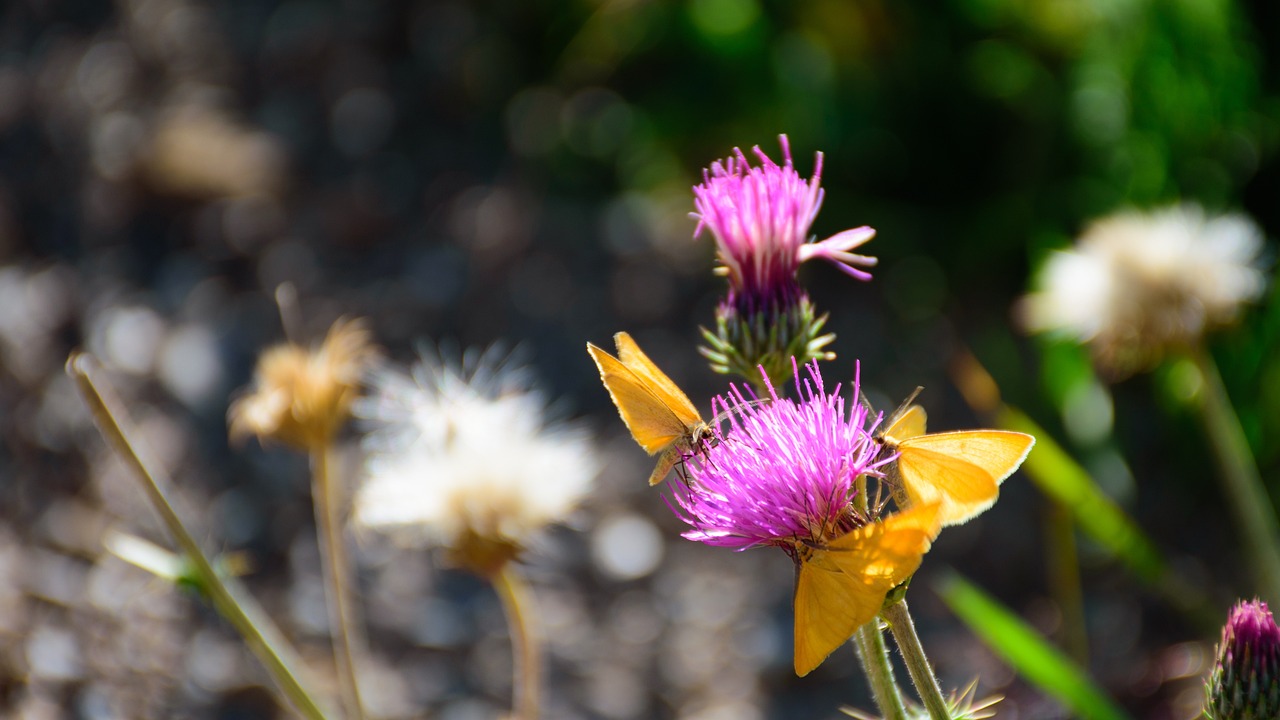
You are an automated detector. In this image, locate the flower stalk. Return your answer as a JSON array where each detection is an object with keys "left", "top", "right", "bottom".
[
  {"left": 494, "top": 563, "right": 541, "bottom": 720},
  {"left": 883, "top": 599, "right": 951, "bottom": 720},
  {"left": 854, "top": 620, "right": 908, "bottom": 720},
  {"left": 312, "top": 442, "right": 367, "bottom": 720},
  {"left": 1190, "top": 348, "right": 1280, "bottom": 604},
  {"left": 68, "top": 353, "right": 332, "bottom": 720},
  {"left": 1046, "top": 500, "right": 1089, "bottom": 665}
]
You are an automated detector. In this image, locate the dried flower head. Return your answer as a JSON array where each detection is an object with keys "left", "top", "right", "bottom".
[
  {"left": 228, "top": 317, "right": 378, "bottom": 449},
  {"left": 693, "top": 135, "right": 877, "bottom": 385},
  {"left": 1020, "top": 204, "right": 1267, "bottom": 375},
  {"left": 1205, "top": 598, "right": 1280, "bottom": 720},
  {"left": 355, "top": 346, "right": 599, "bottom": 576},
  {"left": 670, "top": 360, "right": 940, "bottom": 675}
]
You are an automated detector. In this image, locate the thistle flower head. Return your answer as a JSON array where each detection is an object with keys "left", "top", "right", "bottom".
[
  {"left": 355, "top": 346, "right": 599, "bottom": 575},
  {"left": 692, "top": 135, "right": 877, "bottom": 307},
  {"left": 670, "top": 359, "right": 890, "bottom": 550},
  {"left": 228, "top": 317, "right": 378, "bottom": 449},
  {"left": 1205, "top": 598, "right": 1280, "bottom": 720},
  {"left": 693, "top": 136, "right": 878, "bottom": 385},
  {"left": 1020, "top": 204, "right": 1267, "bottom": 376}
]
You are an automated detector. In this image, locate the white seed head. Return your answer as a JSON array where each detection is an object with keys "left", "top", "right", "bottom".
[
  {"left": 355, "top": 346, "right": 599, "bottom": 555},
  {"left": 1020, "top": 204, "right": 1267, "bottom": 374}
]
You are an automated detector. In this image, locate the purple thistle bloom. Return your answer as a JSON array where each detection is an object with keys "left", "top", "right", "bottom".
[
  {"left": 692, "top": 135, "right": 877, "bottom": 314},
  {"left": 1206, "top": 598, "right": 1280, "bottom": 719},
  {"left": 670, "top": 359, "right": 891, "bottom": 550}
]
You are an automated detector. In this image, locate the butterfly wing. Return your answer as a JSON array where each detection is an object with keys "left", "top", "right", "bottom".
[
  {"left": 882, "top": 404, "right": 927, "bottom": 444},
  {"left": 792, "top": 504, "right": 941, "bottom": 676},
  {"left": 612, "top": 332, "right": 704, "bottom": 430},
  {"left": 587, "top": 342, "right": 690, "bottom": 455},
  {"left": 896, "top": 431, "right": 1035, "bottom": 526},
  {"left": 794, "top": 551, "right": 879, "bottom": 677}
]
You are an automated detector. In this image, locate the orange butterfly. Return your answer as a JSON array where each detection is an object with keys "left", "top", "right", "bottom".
[
  {"left": 587, "top": 332, "right": 713, "bottom": 486},
  {"left": 878, "top": 394, "right": 1034, "bottom": 527},
  {"left": 792, "top": 502, "right": 940, "bottom": 676}
]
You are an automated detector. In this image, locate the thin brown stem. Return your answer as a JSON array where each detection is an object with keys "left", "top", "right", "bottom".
[
  {"left": 312, "top": 443, "right": 366, "bottom": 720},
  {"left": 67, "top": 353, "right": 332, "bottom": 720},
  {"left": 493, "top": 564, "right": 540, "bottom": 720}
]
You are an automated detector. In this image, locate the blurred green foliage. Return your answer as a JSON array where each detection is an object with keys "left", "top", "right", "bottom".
[{"left": 938, "top": 572, "right": 1133, "bottom": 720}]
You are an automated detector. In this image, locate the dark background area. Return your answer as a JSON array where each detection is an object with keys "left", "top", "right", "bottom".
[{"left": 1, "top": 0, "right": 1278, "bottom": 717}]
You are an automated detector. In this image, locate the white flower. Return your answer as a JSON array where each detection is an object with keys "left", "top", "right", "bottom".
[
  {"left": 355, "top": 346, "right": 599, "bottom": 569},
  {"left": 1019, "top": 204, "right": 1267, "bottom": 374}
]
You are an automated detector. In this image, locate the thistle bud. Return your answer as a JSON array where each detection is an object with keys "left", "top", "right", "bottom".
[{"left": 1205, "top": 599, "right": 1280, "bottom": 719}]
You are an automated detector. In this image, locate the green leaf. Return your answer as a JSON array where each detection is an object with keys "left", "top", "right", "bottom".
[{"left": 936, "top": 572, "right": 1132, "bottom": 720}]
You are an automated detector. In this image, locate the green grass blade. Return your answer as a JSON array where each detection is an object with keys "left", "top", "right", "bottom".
[{"left": 936, "top": 572, "right": 1132, "bottom": 720}]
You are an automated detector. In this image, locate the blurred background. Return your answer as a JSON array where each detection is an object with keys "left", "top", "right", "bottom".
[{"left": 2, "top": 0, "right": 1278, "bottom": 717}]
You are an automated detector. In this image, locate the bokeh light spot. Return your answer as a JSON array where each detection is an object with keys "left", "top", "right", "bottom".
[
  {"left": 592, "top": 513, "right": 664, "bottom": 581},
  {"left": 689, "top": 0, "right": 761, "bottom": 38}
]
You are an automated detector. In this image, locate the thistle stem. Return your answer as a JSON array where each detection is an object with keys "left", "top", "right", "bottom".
[
  {"left": 67, "top": 353, "right": 332, "bottom": 720},
  {"left": 312, "top": 443, "right": 367, "bottom": 720},
  {"left": 1190, "top": 348, "right": 1280, "bottom": 604},
  {"left": 1046, "top": 500, "right": 1089, "bottom": 666},
  {"left": 883, "top": 599, "right": 951, "bottom": 720},
  {"left": 853, "top": 620, "right": 908, "bottom": 720},
  {"left": 494, "top": 563, "right": 541, "bottom": 720}
]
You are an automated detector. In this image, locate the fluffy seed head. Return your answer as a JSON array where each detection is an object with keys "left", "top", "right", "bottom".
[
  {"left": 355, "top": 346, "right": 599, "bottom": 574},
  {"left": 1020, "top": 204, "right": 1267, "bottom": 376}
]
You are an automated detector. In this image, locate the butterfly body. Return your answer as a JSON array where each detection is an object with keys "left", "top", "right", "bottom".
[
  {"left": 879, "top": 404, "right": 1034, "bottom": 527},
  {"left": 587, "top": 332, "right": 712, "bottom": 486}
]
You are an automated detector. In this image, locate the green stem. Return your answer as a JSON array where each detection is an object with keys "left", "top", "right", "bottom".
[
  {"left": 312, "top": 443, "right": 366, "bottom": 720},
  {"left": 1046, "top": 500, "right": 1088, "bottom": 666},
  {"left": 853, "top": 620, "right": 908, "bottom": 720},
  {"left": 67, "top": 353, "right": 332, "bottom": 720},
  {"left": 883, "top": 599, "right": 951, "bottom": 720},
  {"left": 493, "top": 564, "right": 540, "bottom": 720},
  {"left": 1190, "top": 348, "right": 1280, "bottom": 604}
]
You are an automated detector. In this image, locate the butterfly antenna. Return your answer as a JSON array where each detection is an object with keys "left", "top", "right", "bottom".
[
  {"left": 882, "top": 386, "right": 925, "bottom": 429},
  {"left": 856, "top": 388, "right": 875, "bottom": 415}
]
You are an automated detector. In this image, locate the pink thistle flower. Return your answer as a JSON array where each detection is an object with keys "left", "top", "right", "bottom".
[
  {"left": 668, "top": 359, "right": 942, "bottom": 675},
  {"left": 670, "top": 359, "right": 891, "bottom": 550},
  {"left": 693, "top": 137, "right": 877, "bottom": 385},
  {"left": 692, "top": 135, "right": 877, "bottom": 314}
]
